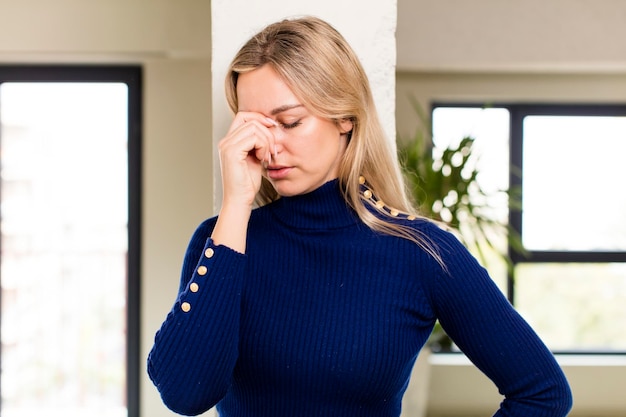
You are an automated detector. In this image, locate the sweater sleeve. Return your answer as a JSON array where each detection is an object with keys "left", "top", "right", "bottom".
[
  {"left": 147, "top": 219, "right": 247, "bottom": 416},
  {"left": 425, "top": 225, "right": 573, "bottom": 417}
]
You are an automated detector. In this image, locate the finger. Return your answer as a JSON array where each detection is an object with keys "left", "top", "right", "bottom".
[
  {"left": 228, "top": 112, "right": 277, "bottom": 134},
  {"left": 219, "top": 126, "right": 273, "bottom": 171},
  {"left": 227, "top": 114, "right": 277, "bottom": 161}
]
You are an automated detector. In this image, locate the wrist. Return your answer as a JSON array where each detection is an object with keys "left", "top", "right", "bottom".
[{"left": 210, "top": 202, "right": 252, "bottom": 253}]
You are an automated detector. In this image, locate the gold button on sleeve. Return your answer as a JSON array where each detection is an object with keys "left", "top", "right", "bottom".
[
  {"left": 181, "top": 302, "right": 191, "bottom": 312},
  {"left": 189, "top": 282, "right": 199, "bottom": 293},
  {"left": 197, "top": 265, "right": 208, "bottom": 276},
  {"left": 204, "top": 248, "right": 215, "bottom": 258}
]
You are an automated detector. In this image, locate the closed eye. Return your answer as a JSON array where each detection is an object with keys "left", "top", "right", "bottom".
[{"left": 280, "top": 120, "right": 302, "bottom": 129}]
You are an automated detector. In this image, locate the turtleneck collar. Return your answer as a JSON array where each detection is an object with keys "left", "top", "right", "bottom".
[{"left": 267, "top": 179, "right": 359, "bottom": 230}]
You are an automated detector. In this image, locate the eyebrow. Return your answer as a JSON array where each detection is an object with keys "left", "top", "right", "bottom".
[{"left": 270, "top": 104, "right": 304, "bottom": 116}]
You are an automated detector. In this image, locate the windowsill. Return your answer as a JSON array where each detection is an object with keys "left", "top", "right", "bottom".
[
  {"left": 427, "top": 351, "right": 626, "bottom": 417},
  {"left": 429, "top": 351, "right": 626, "bottom": 367}
]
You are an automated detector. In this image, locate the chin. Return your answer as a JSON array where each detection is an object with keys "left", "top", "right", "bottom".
[
  {"left": 271, "top": 180, "right": 312, "bottom": 197},
  {"left": 273, "top": 185, "right": 302, "bottom": 197}
]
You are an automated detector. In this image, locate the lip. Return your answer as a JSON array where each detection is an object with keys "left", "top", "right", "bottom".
[{"left": 266, "top": 165, "right": 293, "bottom": 180}]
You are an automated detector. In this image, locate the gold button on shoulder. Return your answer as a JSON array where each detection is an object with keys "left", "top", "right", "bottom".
[
  {"left": 181, "top": 302, "right": 191, "bottom": 312},
  {"left": 197, "top": 265, "right": 208, "bottom": 276},
  {"left": 407, "top": 215, "right": 417, "bottom": 221},
  {"left": 358, "top": 175, "right": 366, "bottom": 185},
  {"left": 390, "top": 209, "right": 399, "bottom": 217},
  {"left": 190, "top": 282, "right": 199, "bottom": 293},
  {"left": 204, "top": 248, "right": 214, "bottom": 258},
  {"left": 363, "top": 190, "right": 372, "bottom": 199}
]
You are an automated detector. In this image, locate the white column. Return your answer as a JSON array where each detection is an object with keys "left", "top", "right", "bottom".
[{"left": 210, "top": 0, "right": 398, "bottom": 211}]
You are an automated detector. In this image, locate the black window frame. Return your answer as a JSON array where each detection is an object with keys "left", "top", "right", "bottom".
[
  {"left": 508, "top": 103, "right": 626, "bottom": 265},
  {"left": 0, "top": 64, "right": 142, "bottom": 416},
  {"left": 432, "top": 101, "right": 626, "bottom": 354}
]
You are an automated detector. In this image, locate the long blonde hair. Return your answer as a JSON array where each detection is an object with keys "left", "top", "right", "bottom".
[{"left": 225, "top": 16, "right": 442, "bottom": 262}]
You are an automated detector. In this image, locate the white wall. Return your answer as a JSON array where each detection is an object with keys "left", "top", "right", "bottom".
[
  {"left": 397, "top": 0, "right": 626, "bottom": 73},
  {"left": 0, "top": 0, "right": 211, "bottom": 59}
]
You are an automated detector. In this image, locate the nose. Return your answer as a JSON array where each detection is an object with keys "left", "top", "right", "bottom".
[{"left": 270, "top": 125, "right": 286, "bottom": 155}]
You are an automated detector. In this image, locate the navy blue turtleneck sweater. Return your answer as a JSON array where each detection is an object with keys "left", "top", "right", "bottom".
[{"left": 147, "top": 180, "right": 572, "bottom": 417}]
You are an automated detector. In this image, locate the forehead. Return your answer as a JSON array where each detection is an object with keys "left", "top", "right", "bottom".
[{"left": 236, "top": 65, "right": 302, "bottom": 114}]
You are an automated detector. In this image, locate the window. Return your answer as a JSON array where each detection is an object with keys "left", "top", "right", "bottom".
[
  {"left": 432, "top": 103, "right": 626, "bottom": 353},
  {"left": 0, "top": 66, "right": 141, "bottom": 416}
]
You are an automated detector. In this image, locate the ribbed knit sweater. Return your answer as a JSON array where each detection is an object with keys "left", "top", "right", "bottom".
[{"left": 148, "top": 180, "right": 572, "bottom": 417}]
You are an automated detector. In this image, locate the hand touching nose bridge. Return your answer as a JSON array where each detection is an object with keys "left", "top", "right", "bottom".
[{"left": 265, "top": 117, "right": 279, "bottom": 158}]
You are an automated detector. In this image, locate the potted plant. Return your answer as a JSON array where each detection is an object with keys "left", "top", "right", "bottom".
[{"left": 397, "top": 101, "right": 523, "bottom": 352}]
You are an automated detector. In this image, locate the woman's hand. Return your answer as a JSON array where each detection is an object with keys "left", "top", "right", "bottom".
[
  {"left": 212, "top": 112, "right": 277, "bottom": 253},
  {"left": 217, "top": 112, "right": 277, "bottom": 208}
]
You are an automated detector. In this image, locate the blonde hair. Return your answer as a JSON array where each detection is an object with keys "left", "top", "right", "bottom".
[{"left": 225, "top": 16, "right": 442, "bottom": 263}]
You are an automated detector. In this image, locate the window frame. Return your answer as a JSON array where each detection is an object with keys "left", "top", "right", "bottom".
[
  {"left": 0, "top": 64, "right": 142, "bottom": 416},
  {"left": 509, "top": 104, "right": 626, "bottom": 265},
  {"left": 432, "top": 101, "right": 626, "bottom": 354}
]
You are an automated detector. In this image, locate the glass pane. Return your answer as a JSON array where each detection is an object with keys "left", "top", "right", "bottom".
[
  {"left": 516, "top": 263, "right": 626, "bottom": 351},
  {"left": 0, "top": 83, "right": 129, "bottom": 417},
  {"left": 522, "top": 115, "right": 626, "bottom": 251},
  {"left": 432, "top": 107, "right": 511, "bottom": 291}
]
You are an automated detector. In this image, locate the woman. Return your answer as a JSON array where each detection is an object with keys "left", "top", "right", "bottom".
[{"left": 148, "top": 16, "right": 572, "bottom": 417}]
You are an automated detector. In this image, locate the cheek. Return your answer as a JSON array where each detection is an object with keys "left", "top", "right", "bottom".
[
  {"left": 297, "top": 122, "right": 341, "bottom": 153},
  {"left": 281, "top": 119, "right": 343, "bottom": 162},
  {"left": 282, "top": 125, "right": 318, "bottom": 155}
]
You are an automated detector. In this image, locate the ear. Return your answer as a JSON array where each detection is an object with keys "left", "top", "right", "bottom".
[{"left": 338, "top": 118, "right": 354, "bottom": 135}]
